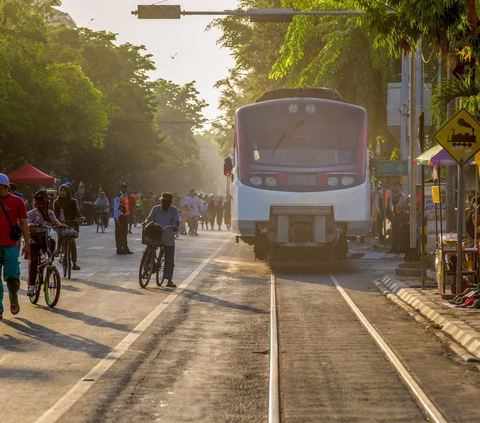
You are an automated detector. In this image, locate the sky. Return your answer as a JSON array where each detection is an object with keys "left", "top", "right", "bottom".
[{"left": 60, "top": 0, "right": 238, "bottom": 122}]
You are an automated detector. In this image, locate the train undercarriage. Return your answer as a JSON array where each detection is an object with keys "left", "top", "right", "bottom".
[{"left": 239, "top": 205, "right": 349, "bottom": 267}]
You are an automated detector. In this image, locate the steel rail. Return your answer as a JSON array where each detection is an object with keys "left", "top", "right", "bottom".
[
  {"left": 268, "top": 273, "right": 280, "bottom": 423},
  {"left": 329, "top": 274, "right": 448, "bottom": 423}
]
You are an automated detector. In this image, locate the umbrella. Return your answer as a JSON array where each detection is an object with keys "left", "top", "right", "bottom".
[{"left": 415, "top": 144, "right": 475, "bottom": 166}]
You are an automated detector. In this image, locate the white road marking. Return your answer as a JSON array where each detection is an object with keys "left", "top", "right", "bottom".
[
  {"left": 134, "top": 248, "right": 143, "bottom": 252},
  {"left": 76, "top": 246, "right": 83, "bottom": 249},
  {"left": 87, "top": 247, "right": 104, "bottom": 250},
  {"left": 35, "top": 235, "right": 232, "bottom": 423},
  {"left": 268, "top": 274, "right": 280, "bottom": 423},
  {"left": 329, "top": 275, "right": 447, "bottom": 423}
]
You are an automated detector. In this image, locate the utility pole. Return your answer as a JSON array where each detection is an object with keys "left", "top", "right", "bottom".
[
  {"left": 446, "top": 67, "right": 456, "bottom": 232},
  {"left": 400, "top": 54, "right": 410, "bottom": 195},
  {"left": 409, "top": 47, "right": 417, "bottom": 260}
]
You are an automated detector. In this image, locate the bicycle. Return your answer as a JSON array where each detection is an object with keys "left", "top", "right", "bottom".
[
  {"left": 58, "top": 219, "right": 79, "bottom": 280},
  {"left": 138, "top": 224, "right": 173, "bottom": 289},
  {"left": 95, "top": 209, "right": 106, "bottom": 233},
  {"left": 30, "top": 225, "right": 61, "bottom": 308}
]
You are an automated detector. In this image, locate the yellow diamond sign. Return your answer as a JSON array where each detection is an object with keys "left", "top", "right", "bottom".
[{"left": 434, "top": 108, "right": 480, "bottom": 166}]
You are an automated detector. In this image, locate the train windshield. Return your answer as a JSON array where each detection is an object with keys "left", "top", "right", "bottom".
[{"left": 247, "top": 123, "right": 358, "bottom": 168}]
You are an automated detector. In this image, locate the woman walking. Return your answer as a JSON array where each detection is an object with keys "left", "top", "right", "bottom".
[
  {"left": 223, "top": 196, "right": 232, "bottom": 231},
  {"left": 54, "top": 184, "right": 84, "bottom": 270}
]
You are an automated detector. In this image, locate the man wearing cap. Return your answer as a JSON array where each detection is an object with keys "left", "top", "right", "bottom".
[
  {"left": 0, "top": 174, "right": 30, "bottom": 319},
  {"left": 114, "top": 183, "right": 133, "bottom": 255},
  {"left": 145, "top": 192, "right": 180, "bottom": 287}
]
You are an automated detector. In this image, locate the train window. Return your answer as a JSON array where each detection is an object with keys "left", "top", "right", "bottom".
[{"left": 247, "top": 123, "right": 357, "bottom": 168}]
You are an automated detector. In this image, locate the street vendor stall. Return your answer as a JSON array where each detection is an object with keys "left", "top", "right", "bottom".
[
  {"left": 7, "top": 163, "right": 56, "bottom": 185},
  {"left": 416, "top": 145, "right": 480, "bottom": 298}
]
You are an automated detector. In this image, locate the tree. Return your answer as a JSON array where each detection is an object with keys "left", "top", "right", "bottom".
[
  {"left": 0, "top": 0, "right": 108, "bottom": 176},
  {"left": 211, "top": 0, "right": 400, "bottom": 156}
]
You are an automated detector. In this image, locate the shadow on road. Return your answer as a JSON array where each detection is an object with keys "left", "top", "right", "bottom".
[
  {"left": 42, "top": 308, "right": 131, "bottom": 333},
  {"left": 180, "top": 288, "right": 268, "bottom": 315},
  {"left": 1, "top": 318, "right": 111, "bottom": 359},
  {"left": 72, "top": 278, "right": 143, "bottom": 296},
  {"left": 0, "top": 367, "right": 47, "bottom": 380}
]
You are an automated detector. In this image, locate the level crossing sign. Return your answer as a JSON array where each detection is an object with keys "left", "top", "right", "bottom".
[
  {"left": 434, "top": 108, "right": 480, "bottom": 166},
  {"left": 376, "top": 160, "right": 408, "bottom": 177}
]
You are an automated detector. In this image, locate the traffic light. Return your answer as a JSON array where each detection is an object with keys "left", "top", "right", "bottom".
[
  {"left": 248, "top": 8, "right": 294, "bottom": 22},
  {"left": 135, "top": 5, "right": 181, "bottom": 19}
]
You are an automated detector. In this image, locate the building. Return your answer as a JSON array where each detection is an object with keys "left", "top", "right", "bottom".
[{"left": 38, "top": 0, "right": 76, "bottom": 27}]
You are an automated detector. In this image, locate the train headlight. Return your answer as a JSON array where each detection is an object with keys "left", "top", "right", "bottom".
[
  {"left": 288, "top": 103, "right": 299, "bottom": 113},
  {"left": 265, "top": 176, "right": 277, "bottom": 187},
  {"left": 327, "top": 176, "right": 339, "bottom": 187},
  {"left": 305, "top": 104, "right": 316, "bottom": 114},
  {"left": 341, "top": 176, "right": 355, "bottom": 186},
  {"left": 250, "top": 176, "right": 263, "bottom": 186}
]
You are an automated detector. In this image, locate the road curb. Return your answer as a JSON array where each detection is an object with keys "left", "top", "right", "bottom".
[{"left": 379, "top": 275, "right": 480, "bottom": 359}]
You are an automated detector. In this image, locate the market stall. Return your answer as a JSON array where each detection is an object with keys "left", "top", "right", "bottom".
[
  {"left": 7, "top": 163, "right": 56, "bottom": 185},
  {"left": 416, "top": 146, "right": 480, "bottom": 298}
]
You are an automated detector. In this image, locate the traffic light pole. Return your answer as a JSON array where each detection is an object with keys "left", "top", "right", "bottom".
[{"left": 131, "top": 6, "right": 367, "bottom": 21}]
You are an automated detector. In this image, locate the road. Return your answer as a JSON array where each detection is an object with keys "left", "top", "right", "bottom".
[{"left": 1, "top": 225, "right": 480, "bottom": 422}]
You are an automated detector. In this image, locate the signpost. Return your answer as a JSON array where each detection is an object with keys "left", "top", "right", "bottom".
[
  {"left": 434, "top": 108, "right": 480, "bottom": 296},
  {"left": 377, "top": 160, "right": 408, "bottom": 177}
]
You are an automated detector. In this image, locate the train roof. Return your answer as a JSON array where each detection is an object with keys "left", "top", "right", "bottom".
[{"left": 255, "top": 88, "right": 346, "bottom": 103}]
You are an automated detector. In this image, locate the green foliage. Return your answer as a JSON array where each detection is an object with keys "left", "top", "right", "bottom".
[
  {"left": 0, "top": 0, "right": 210, "bottom": 194},
  {"left": 211, "top": 0, "right": 400, "bottom": 156}
]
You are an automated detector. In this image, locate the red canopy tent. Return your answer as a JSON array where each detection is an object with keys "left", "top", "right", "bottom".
[{"left": 7, "top": 163, "right": 56, "bottom": 185}]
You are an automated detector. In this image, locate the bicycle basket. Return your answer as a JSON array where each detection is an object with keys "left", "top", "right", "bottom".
[
  {"left": 62, "top": 228, "right": 78, "bottom": 238},
  {"left": 142, "top": 223, "right": 163, "bottom": 246}
]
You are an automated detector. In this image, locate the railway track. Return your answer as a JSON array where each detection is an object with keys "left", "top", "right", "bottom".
[{"left": 268, "top": 273, "right": 448, "bottom": 423}]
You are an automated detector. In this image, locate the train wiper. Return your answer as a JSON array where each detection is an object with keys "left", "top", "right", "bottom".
[{"left": 272, "top": 119, "right": 305, "bottom": 155}]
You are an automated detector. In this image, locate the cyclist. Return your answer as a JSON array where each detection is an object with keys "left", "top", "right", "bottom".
[
  {"left": 27, "top": 190, "right": 67, "bottom": 296},
  {"left": 53, "top": 184, "right": 84, "bottom": 270},
  {"left": 145, "top": 192, "right": 179, "bottom": 288},
  {"left": 94, "top": 191, "right": 110, "bottom": 228}
]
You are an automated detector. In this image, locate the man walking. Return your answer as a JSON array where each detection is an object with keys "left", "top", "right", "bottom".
[
  {"left": 0, "top": 174, "right": 30, "bottom": 319},
  {"left": 388, "top": 183, "right": 407, "bottom": 253},
  {"left": 145, "top": 193, "right": 180, "bottom": 287},
  {"left": 185, "top": 189, "right": 202, "bottom": 236},
  {"left": 114, "top": 183, "right": 133, "bottom": 255}
]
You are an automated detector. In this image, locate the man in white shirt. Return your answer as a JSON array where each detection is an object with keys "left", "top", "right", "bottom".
[{"left": 184, "top": 189, "right": 202, "bottom": 236}]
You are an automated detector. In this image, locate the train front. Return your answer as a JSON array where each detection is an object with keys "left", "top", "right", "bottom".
[{"left": 231, "top": 94, "right": 370, "bottom": 264}]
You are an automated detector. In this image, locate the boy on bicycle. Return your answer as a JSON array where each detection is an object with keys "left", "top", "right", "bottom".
[
  {"left": 145, "top": 192, "right": 179, "bottom": 288},
  {"left": 27, "top": 191, "right": 67, "bottom": 296}
]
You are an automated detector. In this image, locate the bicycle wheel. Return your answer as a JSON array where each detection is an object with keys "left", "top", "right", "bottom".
[
  {"left": 156, "top": 254, "right": 165, "bottom": 286},
  {"left": 139, "top": 247, "right": 155, "bottom": 288},
  {"left": 96, "top": 218, "right": 100, "bottom": 233},
  {"left": 64, "top": 241, "right": 72, "bottom": 280},
  {"left": 29, "top": 270, "right": 42, "bottom": 305},
  {"left": 101, "top": 220, "right": 105, "bottom": 233},
  {"left": 45, "top": 267, "right": 61, "bottom": 308}
]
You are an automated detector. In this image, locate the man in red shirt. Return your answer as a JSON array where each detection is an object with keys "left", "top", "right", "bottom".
[{"left": 0, "top": 174, "right": 30, "bottom": 319}]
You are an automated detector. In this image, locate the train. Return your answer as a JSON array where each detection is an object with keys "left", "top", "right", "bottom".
[{"left": 223, "top": 88, "right": 371, "bottom": 266}]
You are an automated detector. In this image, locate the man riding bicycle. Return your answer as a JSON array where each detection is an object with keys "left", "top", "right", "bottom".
[
  {"left": 27, "top": 190, "right": 67, "bottom": 296},
  {"left": 145, "top": 192, "right": 179, "bottom": 288}
]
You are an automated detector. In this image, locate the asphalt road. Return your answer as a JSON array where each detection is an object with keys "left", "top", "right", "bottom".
[{"left": 2, "top": 227, "right": 480, "bottom": 422}]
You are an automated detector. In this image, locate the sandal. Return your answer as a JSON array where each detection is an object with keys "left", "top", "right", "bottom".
[{"left": 10, "top": 302, "right": 20, "bottom": 315}]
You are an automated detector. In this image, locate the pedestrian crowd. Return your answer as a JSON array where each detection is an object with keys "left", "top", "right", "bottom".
[{"left": 0, "top": 173, "right": 231, "bottom": 318}]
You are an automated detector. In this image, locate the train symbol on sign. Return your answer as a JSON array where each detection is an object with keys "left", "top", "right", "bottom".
[{"left": 448, "top": 118, "right": 477, "bottom": 147}]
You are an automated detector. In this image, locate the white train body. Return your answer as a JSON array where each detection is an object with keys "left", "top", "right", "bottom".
[{"left": 227, "top": 89, "right": 371, "bottom": 262}]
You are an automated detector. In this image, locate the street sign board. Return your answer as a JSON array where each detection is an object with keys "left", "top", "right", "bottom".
[
  {"left": 376, "top": 160, "right": 408, "bottom": 177},
  {"left": 434, "top": 108, "right": 480, "bottom": 166}
]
